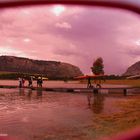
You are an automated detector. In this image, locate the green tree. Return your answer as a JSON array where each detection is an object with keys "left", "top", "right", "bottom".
[{"left": 91, "top": 57, "right": 104, "bottom": 75}]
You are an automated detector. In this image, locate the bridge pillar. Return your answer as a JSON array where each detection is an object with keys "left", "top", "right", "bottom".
[
  {"left": 93, "top": 88, "right": 99, "bottom": 94},
  {"left": 123, "top": 89, "right": 127, "bottom": 96}
]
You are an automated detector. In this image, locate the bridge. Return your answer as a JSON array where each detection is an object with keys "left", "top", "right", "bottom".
[{"left": 0, "top": 85, "right": 140, "bottom": 96}]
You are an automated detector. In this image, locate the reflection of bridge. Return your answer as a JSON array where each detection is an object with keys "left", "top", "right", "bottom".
[
  {"left": 44, "top": 87, "right": 140, "bottom": 96},
  {"left": 0, "top": 85, "right": 140, "bottom": 96}
]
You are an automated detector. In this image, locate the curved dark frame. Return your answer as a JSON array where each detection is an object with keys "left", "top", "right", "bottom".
[
  {"left": 0, "top": 1, "right": 140, "bottom": 140},
  {"left": 0, "top": 0, "right": 140, "bottom": 15}
]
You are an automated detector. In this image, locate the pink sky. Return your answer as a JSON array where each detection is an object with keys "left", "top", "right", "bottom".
[{"left": 0, "top": 4, "right": 140, "bottom": 75}]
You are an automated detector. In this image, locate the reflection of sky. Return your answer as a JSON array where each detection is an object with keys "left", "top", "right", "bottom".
[{"left": 0, "top": 5, "right": 140, "bottom": 75}]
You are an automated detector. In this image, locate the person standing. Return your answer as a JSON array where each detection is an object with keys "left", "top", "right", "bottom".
[
  {"left": 22, "top": 78, "right": 25, "bottom": 87},
  {"left": 37, "top": 77, "right": 43, "bottom": 87},
  {"left": 87, "top": 77, "right": 92, "bottom": 88},
  {"left": 28, "top": 76, "right": 33, "bottom": 87},
  {"left": 18, "top": 77, "right": 22, "bottom": 88},
  {"left": 37, "top": 77, "right": 40, "bottom": 87},
  {"left": 39, "top": 77, "right": 43, "bottom": 87}
]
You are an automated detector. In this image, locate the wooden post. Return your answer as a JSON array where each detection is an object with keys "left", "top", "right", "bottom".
[
  {"left": 123, "top": 88, "right": 127, "bottom": 96},
  {"left": 93, "top": 88, "right": 98, "bottom": 94},
  {"left": 67, "top": 88, "right": 74, "bottom": 92}
]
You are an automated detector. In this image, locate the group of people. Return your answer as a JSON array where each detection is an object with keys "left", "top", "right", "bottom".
[
  {"left": 18, "top": 77, "right": 25, "bottom": 88},
  {"left": 87, "top": 77, "right": 102, "bottom": 88},
  {"left": 18, "top": 76, "right": 43, "bottom": 88}
]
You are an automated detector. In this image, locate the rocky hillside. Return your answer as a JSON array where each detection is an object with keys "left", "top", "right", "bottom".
[
  {"left": 123, "top": 61, "right": 140, "bottom": 76},
  {"left": 0, "top": 56, "right": 83, "bottom": 79}
]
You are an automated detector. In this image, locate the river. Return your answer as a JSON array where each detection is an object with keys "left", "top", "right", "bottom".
[{"left": 0, "top": 81, "right": 139, "bottom": 140}]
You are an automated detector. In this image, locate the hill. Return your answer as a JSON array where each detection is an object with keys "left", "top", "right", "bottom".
[
  {"left": 123, "top": 61, "right": 140, "bottom": 76},
  {"left": 0, "top": 56, "right": 83, "bottom": 79}
]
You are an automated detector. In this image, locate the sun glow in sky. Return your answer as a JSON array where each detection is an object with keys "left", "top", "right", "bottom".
[
  {"left": 51, "top": 5, "right": 65, "bottom": 16},
  {"left": 0, "top": 5, "right": 140, "bottom": 75}
]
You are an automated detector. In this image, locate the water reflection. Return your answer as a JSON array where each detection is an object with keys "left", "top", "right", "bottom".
[
  {"left": 19, "top": 88, "right": 25, "bottom": 96},
  {"left": 18, "top": 88, "right": 43, "bottom": 101},
  {"left": 0, "top": 88, "right": 136, "bottom": 140},
  {"left": 87, "top": 93, "right": 105, "bottom": 114},
  {"left": 36, "top": 89, "right": 43, "bottom": 101},
  {"left": 27, "top": 89, "right": 32, "bottom": 101}
]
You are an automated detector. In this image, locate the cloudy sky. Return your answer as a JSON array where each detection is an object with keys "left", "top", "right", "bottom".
[{"left": 0, "top": 4, "right": 140, "bottom": 75}]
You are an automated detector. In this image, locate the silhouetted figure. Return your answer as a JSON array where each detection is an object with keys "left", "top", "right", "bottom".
[
  {"left": 18, "top": 77, "right": 22, "bottom": 88},
  {"left": 39, "top": 77, "right": 43, "bottom": 87},
  {"left": 37, "top": 77, "right": 39, "bottom": 87},
  {"left": 22, "top": 78, "right": 25, "bottom": 87},
  {"left": 28, "top": 77, "right": 33, "bottom": 87},
  {"left": 96, "top": 83, "right": 101, "bottom": 88},
  {"left": 87, "top": 77, "right": 92, "bottom": 88},
  {"left": 94, "top": 80, "right": 102, "bottom": 88},
  {"left": 37, "top": 77, "right": 43, "bottom": 87}
]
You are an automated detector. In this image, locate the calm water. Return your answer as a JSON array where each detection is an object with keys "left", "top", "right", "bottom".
[{"left": 0, "top": 86, "right": 131, "bottom": 140}]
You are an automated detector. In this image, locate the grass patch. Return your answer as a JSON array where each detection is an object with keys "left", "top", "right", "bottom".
[
  {"left": 105, "top": 79, "right": 140, "bottom": 87},
  {"left": 79, "top": 79, "right": 140, "bottom": 87},
  {"left": 85, "top": 97, "right": 140, "bottom": 139}
]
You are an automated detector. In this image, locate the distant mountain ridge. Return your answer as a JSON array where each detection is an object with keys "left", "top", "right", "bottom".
[
  {"left": 0, "top": 56, "right": 83, "bottom": 79},
  {"left": 123, "top": 61, "right": 140, "bottom": 76}
]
